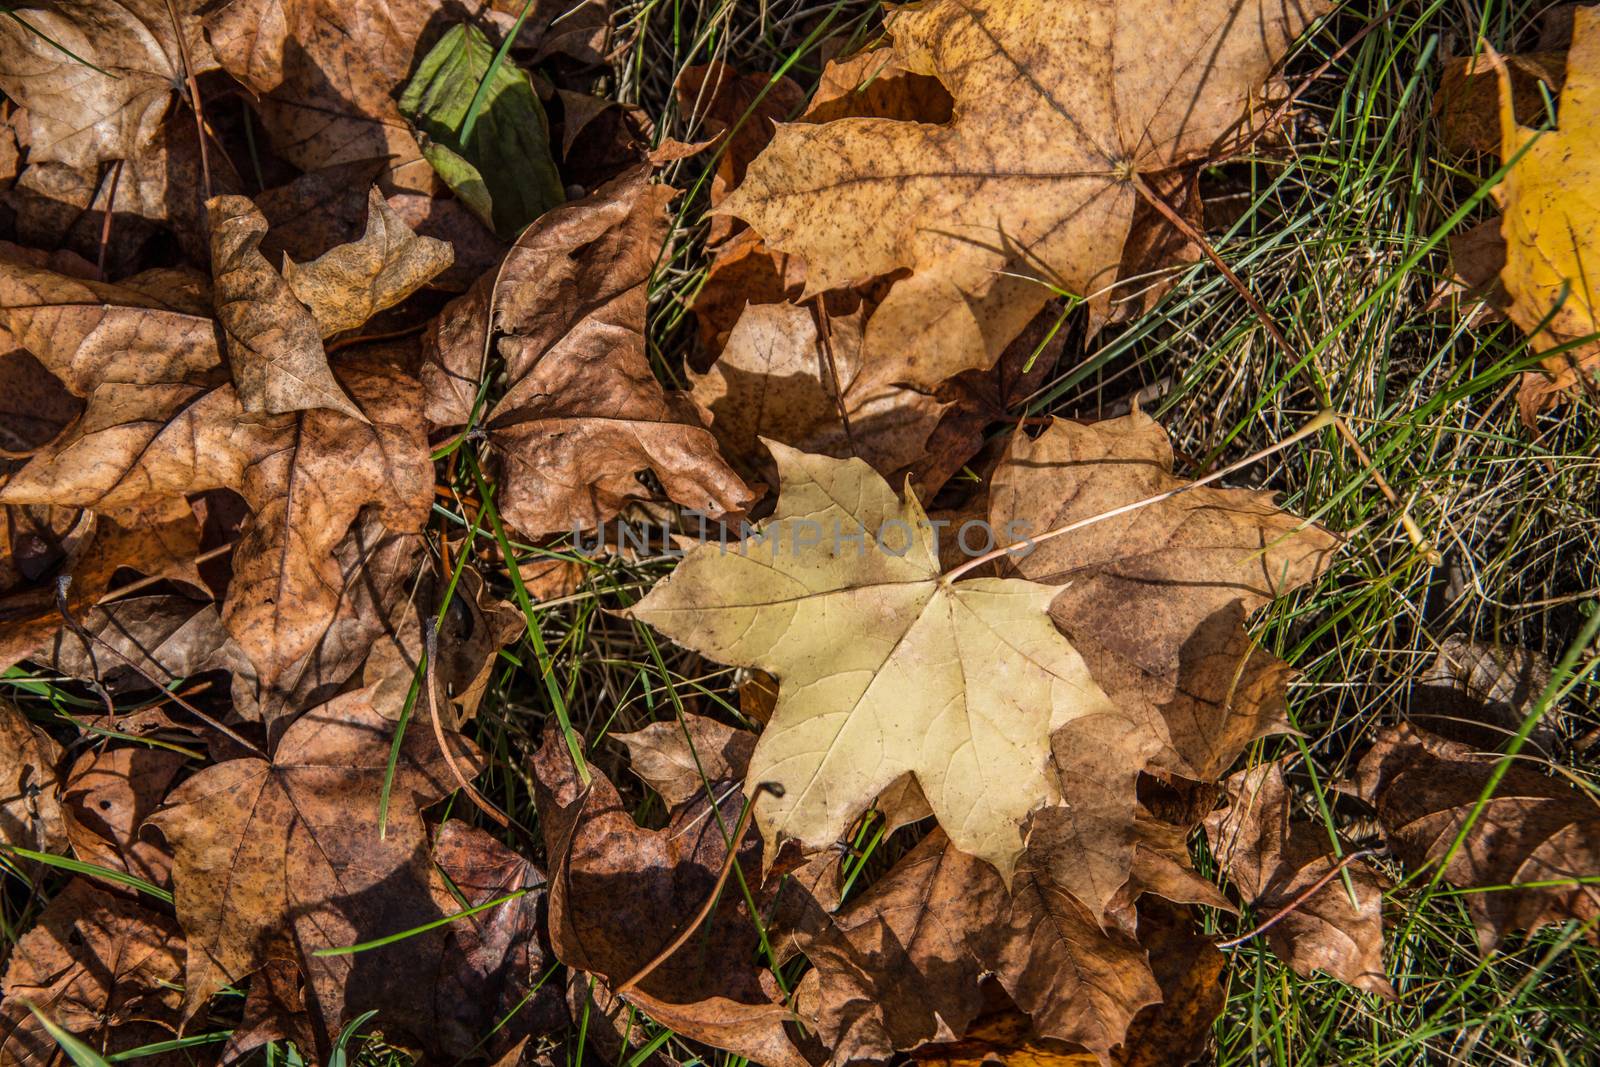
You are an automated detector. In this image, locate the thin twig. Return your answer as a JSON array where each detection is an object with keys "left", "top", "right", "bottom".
[
  {"left": 612, "top": 781, "right": 783, "bottom": 996},
  {"left": 95, "top": 160, "right": 123, "bottom": 281},
  {"left": 423, "top": 618, "right": 521, "bottom": 832},
  {"left": 1216, "top": 848, "right": 1378, "bottom": 949},
  {"left": 161, "top": 0, "right": 211, "bottom": 201},
  {"left": 943, "top": 408, "right": 1336, "bottom": 583},
  {"left": 810, "top": 297, "right": 858, "bottom": 457},
  {"left": 56, "top": 576, "right": 262, "bottom": 756}
]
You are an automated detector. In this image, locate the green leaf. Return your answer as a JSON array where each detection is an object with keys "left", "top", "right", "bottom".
[{"left": 399, "top": 22, "right": 564, "bottom": 238}]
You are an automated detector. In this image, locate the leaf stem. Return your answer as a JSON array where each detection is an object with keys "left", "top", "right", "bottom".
[{"left": 940, "top": 408, "right": 1336, "bottom": 584}]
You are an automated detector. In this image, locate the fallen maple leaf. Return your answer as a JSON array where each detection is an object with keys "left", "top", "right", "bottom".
[
  {"left": 531, "top": 730, "right": 809, "bottom": 1067},
  {"left": 0, "top": 880, "right": 184, "bottom": 1064},
  {"left": 425, "top": 167, "right": 753, "bottom": 534},
  {"left": 0, "top": 258, "right": 433, "bottom": 712},
  {"left": 796, "top": 828, "right": 1161, "bottom": 1063},
  {"left": 147, "top": 686, "right": 478, "bottom": 1030},
  {"left": 630, "top": 441, "right": 1121, "bottom": 881},
  {"left": 1352, "top": 723, "right": 1600, "bottom": 951},
  {"left": 614, "top": 712, "right": 758, "bottom": 810},
  {"left": 0, "top": 0, "right": 215, "bottom": 170},
  {"left": 722, "top": 0, "right": 1327, "bottom": 386},
  {"left": 988, "top": 414, "right": 1338, "bottom": 783},
  {"left": 1204, "top": 761, "right": 1395, "bottom": 996},
  {"left": 1492, "top": 6, "right": 1600, "bottom": 417}
]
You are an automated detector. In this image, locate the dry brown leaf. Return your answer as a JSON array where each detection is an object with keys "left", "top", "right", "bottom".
[
  {"left": 0, "top": 0, "right": 215, "bottom": 170},
  {"left": 1436, "top": 50, "right": 1565, "bottom": 156},
  {"left": 1353, "top": 723, "right": 1600, "bottom": 951},
  {"left": 426, "top": 167, "right": 752, "bottom": 534},
  {"left": 147, "top": 686, "right": 478, "bottom": 1024},
  {"left": 0, "top": 257, "right": 433, "bottom": 711},
  {"left": 283, "top": 187, "right": 454, "bottom": 337},
  {"left": 613, "top": 713, "right": 757, "bottom": 810},
  {"left": 630, "top": 442, "right": 1123, "bottom": 881},
  {"left": 426, "top": 821, "right": 568, "bottom": 1060},
  {"left": 689, "top": 300, "right": 949, "bottom": 482},
  {"left": 1416, "top": 634, "right": 1559, "bottom": 753},
  {"left": 60, "top": 746, "right": 184, "bottom": 888},
  {"left": 207, "top": 194, "right": 366, "bottom": 420},
  {"left": 723, "top": 0, "right": 1327, "bottom": 386},
  {"left": 225, "top": 935, "right": 319, "bottom": 1064},
  {"left": 0, "top": 880, "right": 184, "bottom": 1066},
  {"left": 0, "top": 696, "right": 66, "bottom": 852},
  {"left": 1102, "top": 812, "right": 1235, "bottom": 936},
  {"left": 796, "top": 828, "right": 1161, "bottom": 1064},
  {"left": 0, "top": 349, "right": 82, "bottom": 457},
  {"left": 1204, "top": 762, "right": 1395, "bottom": 996},
  {"left": 989, "top": 414, "right": 1338, "bottom": 782},
  {"left": 531, "top": 730, "right": 809, "bottom": 1067}
]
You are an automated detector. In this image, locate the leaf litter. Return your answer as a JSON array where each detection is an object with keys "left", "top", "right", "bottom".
[{"left": 0, "top": 1, "right": 1597, "bottom": 1065}]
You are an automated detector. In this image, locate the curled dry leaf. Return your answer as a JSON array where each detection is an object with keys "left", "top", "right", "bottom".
[
  {"left": 989, "top": 414, "right": 1338, "bottom": 782},
  {"left": 1353, "top": 723, "right": 1600, "bottom": 951},
  {"left": 796, "top": 828, "right": 1160, "bottom": 1064},
  {"left": 722, "top": 0, "right": 1327, "bottom": 386},
  {"left": 147, "top": 687, "right": 479, "bottom": 1029},
  {"left": 1204, "top": 762, "right": 1395, "bottom": 997},
  {"left": 1416, "top": 634, "right": 1558, "bottom": 753},
  {"left": 613, "top": 712, "right": 758, "bottom": 810},
  {"left": 0, "top": 880, "right": 184, "bottom": 1066},
  {"left": 282, "top": 187, "right": 455, "bottom": 338},
  {"left": 1492, "top": 6, "right": 1600, "bottom": 418},
  {"left": 531, "top": 730, "right": 809, "bottom": 1067},
  {"left": 630, "top": 443, "right": 1121, "bottom": 881},
  {"left": 0, "top": 257, "right": 433, "bottom": 712},
  {"left": 0, "top": 696, "right": 66, "bottom": 852},
  {"left": 60, "top": 746, "right": 185, "bottom": 888},
  {"left": 426, "top": 167, "right": 753, "bottom": 534},
  {"left": 0, "top": 0, "right": 215, "bottom": 169}
]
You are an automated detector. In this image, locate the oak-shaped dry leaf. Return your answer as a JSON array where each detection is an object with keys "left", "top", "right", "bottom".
[
  {"left": 0, "top": 879, "right": 184, "bottom": 1066},
  {"left": 0, "top": 257, "right": 433, "bottom": 712},
  {"left": 146, "top": 686, "right": 478, "bottom": 1026},
  {"left": 60, "top": 746, "right": 185, "bottom": 889},
  {"left": 796, "top": 828, "right": 1160, "bottom": 1064},
  {"left": 0, "top": 696, "right": 66, "bottom": 853},
  {"left": 630, "top": 443, "right": 1122, "bottom": 881},
  {"left": 989, "top": 414, "right": 1338, "bottom": 782},
  {"left": 1493, "top": 6, "right": 1600, "bottom": 418},
  {"left": 531, "top": 730, "right": 809, "bottom": 1067},
  {"left": 1352, "top": 723, "right": 1600, "bottom": 951},
  {"left": 0, "top": 0, "right": 215, "bottom": 170},
  {"left": 283, "top": 187, "right": 454, "bottom": 337},
  {"left": 722, "top": 0, "right": 1327, "bottom": 387},
  {"left": 1204, "top": 762, "right": 1395, "bottom": 997},
  {"left": 426, "top": 167, "right": 752, "bottom": 534}
]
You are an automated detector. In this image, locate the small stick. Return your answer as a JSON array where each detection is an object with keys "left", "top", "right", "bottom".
[
  {"left": 423, "top": 618, "right": 518, "bottom": 831},
  {"left": 161, "top": 0, "right": 211, "bottom": 201},
  {"left": 810, "top": 297, "right": 858, "bottom": 458},
  {"left": 943, "top": 408, "right": 1336, "bottom": 583},
  {"left": 1216, "top": 848, "right": 1378, "bottom": 949},
  {"left": 95, "top": 160, "right": 123, "bottom": 281},
  {"left": 56, "top": 576, "right": 262, "bottom": 756},
  {"left": 612, "top": 781, "right": 783, "bottom": 996},
  {"left": 1130, "top": 174, "right": 1437, "bottom": 564},
  {"left": 95, "top": 541, "right": 235, "bottom": 606}
]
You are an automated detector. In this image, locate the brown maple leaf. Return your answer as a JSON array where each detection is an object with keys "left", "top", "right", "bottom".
[
  {"left": 613, "top": 712, "right": 758, "bottom": 811},
  {"left": 60, "top": 746, "right": 185, "bottom": 889},
  {"left": 424, "top": 167, "right": 753, "bottom": 534},
  {"left": 722, "top": 0, "right": 1327, "bottom": 387},
  {"left": 0, "top": 258, "right": 433, "bottom": 714},
  {"left": 795, "top": 828, "right": 1161, "bottom": 1064},
  {"left": 1352, "top": 723, "right": 1600, "bottom": 951},
  {"left": 0, "top": 0, "right": 215, "bottom": 170},
  {"left": 531, "top": 729, "right": 809, "bottom": 1067},
  {"left": 146, "top": 687, "right": 478, "bottom": 1030},
  {"left": 988, "top": 414, "right": 1338, "bottom": 782},
  {"left": 1204, "top": 761, "right": 1395, "bottom": 997},
  {"left": 0, "top": 879, "right": 184, "bottom": 1066}
]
